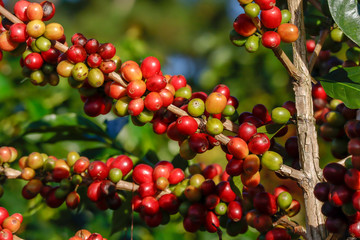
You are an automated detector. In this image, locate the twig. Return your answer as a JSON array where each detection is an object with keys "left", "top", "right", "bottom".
[
  {"left": 13, "top": 235, "right": 24, "bottom": 240},
  {"left": 272, "top": 47, "right": 302, "bottom": 82},
  {"left": 273, "top": 215, "right": 309, "bottom": 240},
  {"left": 337, "top": 155, "right": 352, "bottom": 166},
  {"left": 0, "top": 166, "right": 21, "bottom": 179},
  {"left": 308, "top": 29, "right": 329, "bottom": 74},
  {"left": 275, "top": 164, "right": 305, "bottom": 182},
  {"left": 308, "top": 0, "right": 323, "bottom": 13}
]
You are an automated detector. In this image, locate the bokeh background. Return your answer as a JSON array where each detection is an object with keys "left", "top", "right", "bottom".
[{"left": 0, "top": 0, "right": 335, "bottom": 239}]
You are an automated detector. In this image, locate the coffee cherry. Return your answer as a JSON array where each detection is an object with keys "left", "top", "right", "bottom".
[
  {"left": 98, "top": 43, "right": 116, "bottom": 60},
  {"left": 227, "top": 137, "right": 249, "bottom": 159},
  {"left": 254, "top": 0, "right": 276, "bottom": 10},
  {"left": 217, "top": 181, "right": 236, "bottom": 202},
  {"left": 261, "top": 31, "right": 281, "bottom": 49},
  {"left": 26, "top": 3, "right": 43, "bottom": 21},
  {"left": 26, "top": 20, "right": 46, "bottom": 38},
  {"left": 14, "top": 0, "right": 30, "bottom": 22},
  {"left": 323, "top": 162, "right": 347, "bottom": 185},
  {"left": 9, "top": 23, "right": 27, "bottom": 43},
  {"left": 176, "top": 116, "right": 198, "bottom": 136},
  {"left": 188, "top": 98, "right": 205, "bottom": 117},
  {"left": 241, "top": 171, "right": 261, "bottom": 188},
  {"left": 245, "top": 3, "right": 260, "bottom": 18},
  {"left": 133, "top": 164, "right": 153, "bottom": 184},
  {"left": 206, "top": 118, "right": 224, "bottom": 135},
  {"left": 169, "top": 75, "right": 187, "bottom": 91},
  {"left": 88, "top": 161, "right": 109, "bottom": 180},
  {"left": 205, "top": 92, "right": 227, "bottom": 115},
  {"left": 277, "top": 191, "right": 292, "bottom": 210},
  {"left": 141, "top": 56, "right": 161, "bottom": 79},
  {"left": 67, "top": 45, "right": 87, "bottom": 63},
  {"left": 144, "top": 92, "right": 163, "bottom": 112},
  {"left": 205, "top": 211, "right": 220, "bottom": 233},
  {"left": 44, "top": 23, "right": 64, "bottom": 41},
  {"left": 314, "top": 182, "right": 330, "bottom": 202},
  {"left": 72, "top": 157, "right": 90, "bottom": 174},
  {"left": 243, "top": 154, "right": 260, "bottom": 175},
  {"left": 227, "top": 201, "right": 243, "bottom": 221},
  {"left": 99, "top": 59, "right": 116, "bottom": 74},
  {"left": 66, "top": 191, "right": 80, "bottom": 209},
  {"left": 277, "top": 23, "right": 299, "bottom": 43},
  {"left": 0, "top": 207, "right": 9, "bottom": 225},
  {"left": 233, "top": 14, "right": 257, "bottom": 37},
  {"left": 271, "top": 107, "right": 291, "bottom": 124},
  {"left": 261, "top": 7, "right": 282, "bottom": 29},
  {"left": 141, "top": 196, "right": 159, "bottom": 215},
  {"left": 189, "top": 133, "right": 209, "bottom": 153},
  {"left": 248, "top": 133, "right": 270, "bottom": 155},
  {"left": 0, "top": 229, "right": 13, "bottom": 240},
  {"left": 261, "top": 150, "right": 283, "bottom": 171}
]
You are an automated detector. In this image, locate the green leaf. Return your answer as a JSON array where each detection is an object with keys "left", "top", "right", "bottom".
[
  {"left": 171, "top": 154, "right": 188, "bottom": 170},
  {"left": 143, "top": 150, "right": 160, "bottom": 166},
  {"left": 111, "top": 192, "right": 132, "bottom": 235},
  {"left": 328, "top": 0, "right": 360, "bottom": 46},
  {"left": 24, "top": 113, "right": 109, "bottom": 138},
  {"left": 319, "top": 67, "right": 360, "bottom": 108},
  {"left": 229, "top": 176, "right": 242, "bottom": 197},
  {"left": 257, "top": 123, "right": 286, "bottom": 139}
]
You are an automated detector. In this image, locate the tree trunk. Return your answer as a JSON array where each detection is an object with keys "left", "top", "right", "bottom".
[{"left": 287, "top": 1, "right": 327, "bottom": 239}]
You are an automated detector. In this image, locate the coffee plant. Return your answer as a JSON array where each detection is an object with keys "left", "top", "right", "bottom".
[{"left": 1, "top": 0, "right": 360, "bottom": 239}]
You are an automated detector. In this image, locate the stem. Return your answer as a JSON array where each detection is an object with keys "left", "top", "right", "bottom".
[
  {"left": 275, "top": 164, "right": 305, "bottom": 182},
  {"left": 0, "top": 166, "right": 21, "bottom": 179},
  {"left": 288, "top": 1, "right": 326, "bottom": 239},
  {"left": 308, "top": 30, "right": 329, "bottom": 73}
]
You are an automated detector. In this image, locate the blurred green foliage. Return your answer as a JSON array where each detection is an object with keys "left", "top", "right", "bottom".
[{"left": 0, "top": 0, "right": 337, "bottom": 239}]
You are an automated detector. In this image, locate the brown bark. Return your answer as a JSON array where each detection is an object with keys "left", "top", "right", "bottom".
[{"left": 288, "top": 0, "right": 326, "bottom": 239}]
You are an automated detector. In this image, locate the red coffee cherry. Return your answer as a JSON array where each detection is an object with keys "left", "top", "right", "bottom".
[
  {"left": 314, "top": 182, "right": 330, "bottom": 202},
  {"left": 168, "top": 168, "right": 185, "bottom": 185},
  {"left": 213, "top": 84, "right": 230, "bottom": 100},
  {"left": 9, "top": 23, "right": 27, "bottom": 43},
  {"left": 133, "top": 164, "right": 153, "bottom": 184},
  {"left": 98, "top": 43, "right": 116, "bottom": 60},
  {"left": 261, "top": 31, "right": 281, "bottom": 49},
  {"left": 88, "top": 161, "right": 109, "bottom": 180},
  {"left": 260, "top": 7, "right": 282, "bottom": 29},
  {"left": 227, "top": 137, "right": 249, "bottom": 159},
  {"left": 141, "top": 56, "right": 161, "bottom": 79},
  {"left": 158, "top": 193, "right": 180, "bottom": 214},
  {"left": 24, "top": 53, "right": 43, "bottom": 70},
  {"left": 306, "top": 39, "right": 316, "bottom": 53},
  {"left": 0, "top": 207, "right": 9, "bottom": 225},
  {"left": 144, "top": 92, "right": 163, "bottom": 112},
  {"left": 238, "top": 122, "right": 257, "bottom": 142},
  {"left": 233, "top": 14, "right": 257, "bottom": 37},
  {"left": 323, "top": 162, "right": 347, "bottom": 185},
  {"left": 87, "top": 180, "right": 102, "bottom": 202},
  {"left": 216, "top": 181, "right": 236, "bottom": 203},
  {"left": 254, "top": 0, "right": 276, "bottom": 10},
  {"left": 126, "top": 80, "right": 146, "bottom": 99},
  {"left": 67, "top": 45, "right": 87, "bottom": 63},
  {"left": 226, "top": 158, "right": 244, "bottom": 176},
  {"left": 253, "top": 192, "right": 277, "bottom": 215},
  {"left": 204, "top": 211, "right": 220, "bottom": 233},
  {"left": 14, "top": 0, "right": 30, "bottom": 22},
  {"left": 176, "top": 116, "right": 198, "bottom": 136},
  {"left": 169, "top": 75, "right": 187, "bottom": 91},
  {"left": 312, "top": 83, "right": 327, "bottom": 100},
  {"left": 248, "top": 133, "right": 270, "bottom": 155},
  {"left": 141, "top": 196, "right": 159, "bottom": 215},
  {"left": 146, "top": 74, "right": 167, "bottom": 92},
  {"left": 227, "top": 201, "right": 243, "bottom": 222},
  {"left": 84, "top": 38, "right": 100, "bottom": 54}
]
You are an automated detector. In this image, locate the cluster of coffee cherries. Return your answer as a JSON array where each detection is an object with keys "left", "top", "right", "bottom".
[
  {"left": 19, "top": 151, "right": 134, "bottom": 211},
  {"left": 314, "top": 161, "right": 360, "bottom": 237},
  {"left": 0, "top": 1, "right": 65, "bottom": 86},
  {"left": 223, "top": 102, "right": 296, "bottom": 189},
  {"left": 131, "top": 161, "right": 186, "bottom": 228},
  {"left": 244, "top": 184, "right": 300, "bottom": 239},
  {"left": 69, "top": 229, "right": 107, "bottom": 240},
  {"left": 230, "top": 0, "right": 299, "bottom": 51},
  {"left": 0, "top": 207, "right": 23, "bottom": 240},
  {"left": 312, "top": 83, "right": 358, "bottom": 159}
]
